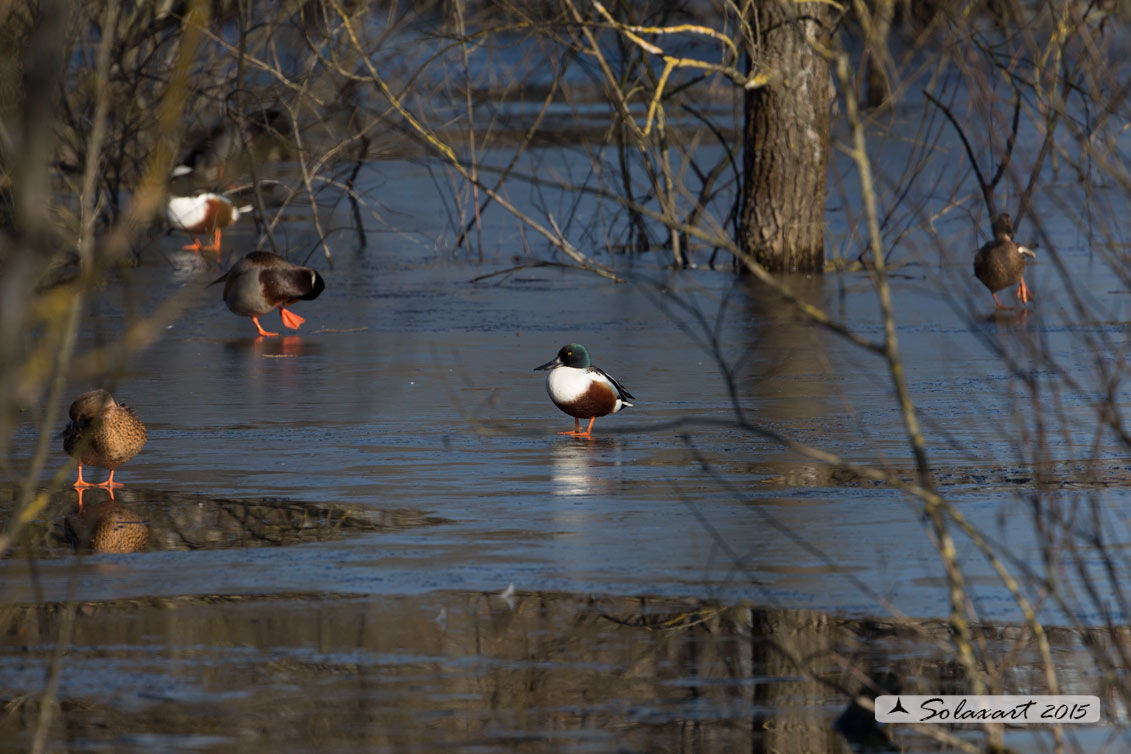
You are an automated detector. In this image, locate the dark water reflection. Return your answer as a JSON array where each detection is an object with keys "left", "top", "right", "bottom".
[
  {"left": 0, "top": 591, "right": 1112, "bottom": 754},
  {"left": 2, "top": 484, "right": 445, "bottom": 563}
]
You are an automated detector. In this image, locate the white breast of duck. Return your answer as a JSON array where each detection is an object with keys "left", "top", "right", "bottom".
[
  {"left": 547, "top": 366, "right": 631, "bottom": 419},
  {"left": 167, "top": 194, "right": 239, "bottom": 233}
]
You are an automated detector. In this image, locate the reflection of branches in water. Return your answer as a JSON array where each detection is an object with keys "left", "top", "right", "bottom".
[
  {"left": 638, "top": 276, "right": 765, "bottom": 423},
  {"left": 173, "top": 495, "right": 446, "bottom": 550},
  {"left": 13, "top": 488, "right": 450, "bottom": 558},
  {"left": 598, "top": 603, "right": 727, "bottom": 631},
  {"left": 0, "top": 589, "right": 1094, "bottom": 751}
]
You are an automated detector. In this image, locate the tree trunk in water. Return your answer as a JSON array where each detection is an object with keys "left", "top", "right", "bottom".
[
  {"left": 864, "top": 0, "right": 894, "bottom": 110},
  {"left": 740, "top": 0, "right": 833, "bottom": 273}
]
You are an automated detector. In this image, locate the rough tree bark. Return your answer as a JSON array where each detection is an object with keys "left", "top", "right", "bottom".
[{"left": 740, "top": 0, "right": 834, "bottom": 273}]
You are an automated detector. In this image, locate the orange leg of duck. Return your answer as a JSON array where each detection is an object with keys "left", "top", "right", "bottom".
[
  {"left": 991, "top": 292, "right": 1012, "bottom": 310},
  {"left": 1017, "top": 276, "right": 1033, "bottom": 305},
  {"left": 252, "top": 316, "right": 279, "bottom": 337},
  {"left": 73, "top": 464, "right": 96, "bottom": 489},
  {"left": 98, "top": 469, "right": 124, "bottom": 489},
  {"left": 558, "top": 417, "right": 580, "bottom": 436},
  {"left": 199, "top": 229, "right": 222, "bottom": 253},
  {"left": 76, "top": 485, "right": 115, "bottom": 512},
  {"left": 559, "top": 417, "right": 596, "bottom": 437},
  {"left": 183, "top": 230, "right": 221, "bottom": 253},
  {"left": 278, "top": 306, "right": 306, "bottom": 330}
]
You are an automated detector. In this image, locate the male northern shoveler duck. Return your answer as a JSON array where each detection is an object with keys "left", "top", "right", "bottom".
[
  {"left": 211, "top": 251, "right": 325, "bottom": 337},
  {"left": 534, "top": 343, "right": 634, "bottom": 437},
  {"left": 167, "top": 193, "right": 248, "bottom": 253},
  {"left": 63, "top": 389, "right": 147, "bottom": 490},
  {"left": 974, "top": 213, "right": 1036, "bottom": 309}
]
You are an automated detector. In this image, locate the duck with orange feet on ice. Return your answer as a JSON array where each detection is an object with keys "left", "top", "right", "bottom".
[
  {"left": 62, "top": 389, "right": 147, "bottom": 493},
  {"left": 167, "top": 192, "right": 250, "bottom": 254},
  {"left": 534, "top": 343, "right": 634, "bottom": 438},
  {"left": 211, "top": 251, "right": 325, "bottom": 337},
  {"left": 974, "top": 212, "right": 1037, "bottom": 310}
]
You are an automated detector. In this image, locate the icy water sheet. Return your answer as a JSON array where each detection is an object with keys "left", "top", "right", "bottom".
[
  {"left": 7, "top": 243, "right": 1130, "bottom": 620},
  {"left": 4, "top": 161, "right": 1131, "bottom": 749}
]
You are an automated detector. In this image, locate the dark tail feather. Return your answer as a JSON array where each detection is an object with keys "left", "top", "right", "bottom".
[
  {"left": 207, "top": 270, "right": 230, "bottom": 287},
  {"left": 301, "top": 271, "right": 325, "bottom": 301},
  {"left": 598, "top": 367, "right": 635, "bottom": 402}
]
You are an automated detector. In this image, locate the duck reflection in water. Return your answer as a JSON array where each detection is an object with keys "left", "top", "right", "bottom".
[
  {"left": 550, "top": 437, "right": 624, "bottom": 497},
  {"left": 223, "top": 334, "right": 311, "bottom": 364},
  {"left": 65, "top": 489, "right": 150, "bottom": 554},
  {"left": 253, "top": 334, "right": 307, "bottom": 358}
]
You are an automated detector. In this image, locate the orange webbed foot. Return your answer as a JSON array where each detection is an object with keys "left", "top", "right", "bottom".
[
  {"left": 278, "top": 306, "right": 306, "bottom": 330},
  {"left": 73, "top": 464, "right": 96, "bottom": 488},
  {"left": 558, "top": 418, "right": 582, "bottom": 436},
  {"left": 97, "top": 470, "right": 123, "bottom": 489},
  {"left": 558, "top": 418, "right": 596, "bottom": 437}
]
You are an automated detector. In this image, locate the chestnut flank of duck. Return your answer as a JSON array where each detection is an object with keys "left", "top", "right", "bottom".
[{"left": 167, "top": 193, "right": 245, "bottom": 253}]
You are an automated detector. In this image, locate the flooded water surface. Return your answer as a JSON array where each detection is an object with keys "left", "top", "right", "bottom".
[{"left": 4, "top": 149, "right": 1131, "bottom": 750}]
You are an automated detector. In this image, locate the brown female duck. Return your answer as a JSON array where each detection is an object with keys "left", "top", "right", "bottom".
[
  {"left": 63, "top": 389, "right": 147, "bottom": 489},
  {"left": 974, "top": 213, "right": 1036, "bottom": 309},
  {"left": 211, "top": 251, "right": 325, "bottom": 337}
]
